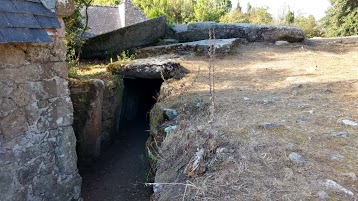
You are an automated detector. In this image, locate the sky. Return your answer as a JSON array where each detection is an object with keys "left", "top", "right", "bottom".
[{"left": 231, "top": 0, "right": 332, "bottom": 20}]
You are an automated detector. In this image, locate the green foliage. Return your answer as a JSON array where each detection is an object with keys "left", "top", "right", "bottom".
[
  {"left": 132, "top": 0, "right": 232, "bottom": 24},
  {"left": 276, "top": 7, "right": 321, "bottom": 38},
  {"left": 92, "top": 0, "right": 120, "bottom": 6},
  {"left": 285, "top": 11, "right": 295, "bottom": 24},
  {"left": 294, "top": 15, "right": 322, "bottom": 38},
  {"left": 64, "top": 0, "right": 93, "bottom": 64},
  {"left": 220, "top": 5, "right": 272, "bottom": 25},
  {"left": 322, "top": 0, "right": 358, "bottom": 37},
  {"left": 64, "top": 5, "right": 84, "bottom": 64},
  {"left": 249, "top": 7, "right": 273, "bottom": 24},
  {"left": 116, "top": 51, "right": 137, "bottom": 62},
  {"left": 235, "top": 1, "right": 242, "bottom": 12},
  {"left": 246, "top": 2, "right": 252, "bottom": 13},
  {"left": 219, "top": 10, "right": 249, "bottom": 23}
]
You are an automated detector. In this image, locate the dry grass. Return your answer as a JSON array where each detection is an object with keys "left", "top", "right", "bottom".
[
  {"left": 68, "top": 61, "right": 116, "bottom": 81},
  {"left": 154, "top": 39, "right": 358, "bottom": 200}
]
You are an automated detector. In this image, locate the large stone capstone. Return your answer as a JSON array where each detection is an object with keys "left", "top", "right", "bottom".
[
  {"left": 173, "top": 22, "right": 305, "bottom": 43},
  {"left": 108, "top": 56, "right": 189, "bottom": 79}
]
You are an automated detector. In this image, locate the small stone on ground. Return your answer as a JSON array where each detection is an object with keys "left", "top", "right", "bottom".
[
  {"left": 288, "top": 152, "right": 308, "bottom": 165},
  {"left": 317, "top": 191, "right": 330, "bottom": 200},
  {"left": 325, "top": 131, "right": 349, "bottom": 138},
  {"left": 337, "top": 118, "right": 358, "bottom": 127}
]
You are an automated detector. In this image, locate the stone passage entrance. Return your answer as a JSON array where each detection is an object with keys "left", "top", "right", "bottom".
[
  {"left": 79, "top": 78, "right": 162, "bottom": 201},
  {"left": 120, "top": 78, "right": 163, "bottom": 122}
]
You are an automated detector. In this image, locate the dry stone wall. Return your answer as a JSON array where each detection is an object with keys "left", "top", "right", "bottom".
[{"left": 0, "top": 18, "right": 81, "bottom": 201}]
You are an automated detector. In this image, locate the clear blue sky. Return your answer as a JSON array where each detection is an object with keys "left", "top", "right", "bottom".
[{"left": 231, "top": 0, "right": 332, "bottom": 20}]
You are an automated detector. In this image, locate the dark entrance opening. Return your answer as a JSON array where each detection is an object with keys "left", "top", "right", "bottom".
[
  {"left": 79, "top": 78, "right": 162, "bottom": 201},
  {"left": 120, "top": 78, "right": 163, "bottom": 122}
]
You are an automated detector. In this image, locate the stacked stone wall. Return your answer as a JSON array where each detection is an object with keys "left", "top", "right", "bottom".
[{"left": 0, "top": 18, "right": 81, "bottom": 201}]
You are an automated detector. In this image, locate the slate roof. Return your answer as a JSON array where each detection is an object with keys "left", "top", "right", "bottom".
[{"left": 0, "top": 0, "right": 60, "bottom": 43}]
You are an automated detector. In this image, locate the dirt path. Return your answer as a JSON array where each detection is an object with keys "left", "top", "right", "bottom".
[{"left": 79, "top": 120, "right": 152, "bottom": 201}]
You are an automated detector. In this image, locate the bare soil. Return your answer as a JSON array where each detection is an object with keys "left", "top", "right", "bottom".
[
  {"left": 79, "top": 120, "right": 152, "bottom": 201},
  {"left": 154, "top": 37, "right": 358, "bottom": 200}
]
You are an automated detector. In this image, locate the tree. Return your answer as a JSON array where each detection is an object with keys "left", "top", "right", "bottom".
[
  {"left": 285, "top": 11, "right": 295, "bottom": 24},
  {"left": 133, "top": 0, "right": 232, "bottom": 24},
  {"left": 249, "top": 7, "right": 273, "bottom": 24},
  {"left": 64, "top": 0, "right": 93, "bottom": 63},
  {"left": 294, "top": 15, "right": 322, "bottom": 38},
  {"left": 221, "top": 0, "right": 232, "bottom": 12},
  {"left": 194, "top": 0, "right": 232, "bottom": 22},
  {"left": 246, "top": 2, "right": 252, "bottom": 13},
  {"left": 235, "top": 0, "right": 242, "bottom": 12},
  {"left": 220, "top": 5, "right": 272, "bottom": 25},
  {"left": 322, "top": 0, "right": 358, "bottom": 37},
  {"left": 219, "top": 10, "right": 249, "bottom": 23}
]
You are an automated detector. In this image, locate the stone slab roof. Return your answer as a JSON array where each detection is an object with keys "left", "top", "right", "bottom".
[{"left": 0, "top": 0, "right": 60, "bottom": 43}]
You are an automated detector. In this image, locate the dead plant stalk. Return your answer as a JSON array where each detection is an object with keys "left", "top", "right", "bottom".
[{"left": 208, "top": 28, "right": 216, "bottom": 128}]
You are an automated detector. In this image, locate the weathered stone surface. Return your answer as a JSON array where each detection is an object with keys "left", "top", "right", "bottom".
[
  {"left": 337, "top": 118, "right": 358, "bottom": 127},
  {"left": 0, "top": 163, "right": 16, "bottom": 201},
  {"left": 25, "top": 39, "right": 67, "bottom": 62},
  {"left": 173, "top": 22, "right": 305, "bottom": 43},
  {"left": 164, "top": 125, "right": 178, "bottom": 135},
  {"left": 70, "top": 77, "right": 124, "bottom": 161},
  {"left": 70, "top": 79, "right": 104, "bottom": 160},
  {"left": 35, "top": 97, "right": 74, "bottom": 132},
  {"left": 261, "top": 122, "right": 283, "bottom": 129},
  {"left": 0, "top": 44, "right": 26, "bottom": 65},
  {"left": 288, "top": 152, "right": 307, "bottom": 165},
  {"left": 138, "top": 38, "right": 241, "bottom": 57},
  {"left": 0, "top": 98, "right": 17, "bottom": 118},
  {"left": 82, "top": 16, "right": 167, "bottom": 59},
  {"left": 275, "top": 40, "right": 289, "bottom": 45},
  {"left": 325, "top": 131, "right": 349, "bottom": 138},
  {"left": 322, "top": 179, "right": 354, "bottom": 196},
  {"left": 56, "top": 0, "right": 75, "bottom": 17},
  {"left": 55, "top": 126, "right": 79, "bottom": 175},
  {"left": 0, "top": 108, "right": 28, "bottom": 138},
  {"left": 108, "top": 56, "right": 189, "bottom": 79},
  {"left": 163, "top": 109, "right": 178, "bottom": 121},
  {"left": 69, "top": 77, "right": 123, "bottom": 160},
  {"left": 43, "top": 62, "right": 68, "bottom": 79},
  {"left": 101, "top": 80, "right": 123, "bottom": 147},
  {"left": 0, "top": 11, "right": 81, "bottom": 200},
  {"left": 317, "top": 191, "right": 329, "bottom": 200}
]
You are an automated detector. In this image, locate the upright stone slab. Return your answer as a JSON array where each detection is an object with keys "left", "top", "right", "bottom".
[
  {"left": 0, "top": 0, "right": 81, "bottom": 200},
  {"left": 69, "top": 77, "right": 123, "bottom": 160},
  {"left": 81, "top": 16, "right": 167, "bottom": 59}
]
